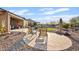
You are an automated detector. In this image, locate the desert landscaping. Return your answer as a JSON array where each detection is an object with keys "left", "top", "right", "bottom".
[{"left": 1, "top": 8, "right": 79, "bottom": 51}]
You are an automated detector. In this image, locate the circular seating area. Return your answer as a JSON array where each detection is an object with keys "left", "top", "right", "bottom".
[
  {"left": 28, "top": 32, "right": 72, "bottom": 51},
  {"left": 47, "top": 32, "right": 72, "bottom": 51}
]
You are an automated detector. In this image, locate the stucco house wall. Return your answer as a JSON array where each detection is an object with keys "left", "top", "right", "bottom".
[
  {"left": 23, "top": 20, "right": 29, "bottom": 28},
  {"left": 0, "top": 8, "right": 36, "bottom": 33},
  {"left": 0, "top": 11, "right": 29, "bottom": 32},
  {"left": 0, "top": 11, "right": 9, "bottom": 32}
]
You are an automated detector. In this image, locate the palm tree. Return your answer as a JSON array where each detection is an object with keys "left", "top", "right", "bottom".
[{"left": 59, "top": 18, "right": 63, "bottom": 33}]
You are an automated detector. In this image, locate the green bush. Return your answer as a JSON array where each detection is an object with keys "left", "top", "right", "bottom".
[{"left": 63, "top": 23, "right": 70, "bottom": 29}]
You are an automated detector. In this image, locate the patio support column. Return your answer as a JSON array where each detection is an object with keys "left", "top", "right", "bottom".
[{"left": 7, "top": 13, "right": 11, "bottom": 33}]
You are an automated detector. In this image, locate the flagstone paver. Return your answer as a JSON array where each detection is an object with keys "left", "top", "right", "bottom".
[
  {"left": 47, "top": 32, "right": 72, "bottom": 51},
  {"left": 0, "top": 30, "right": 73, "bottom": 51},
  {"left": 27, "top": 32, "right": 72, "bottom": 51}
]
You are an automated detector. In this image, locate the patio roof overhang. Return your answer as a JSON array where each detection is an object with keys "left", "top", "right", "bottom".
[{"left": 8, "top": 13, "right": 25, "bottom": 21}]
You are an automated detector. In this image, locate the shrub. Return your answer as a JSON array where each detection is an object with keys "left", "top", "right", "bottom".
[
  {"left": 63, "top": 23, "right": 70, "bottom": 29},
  {"left": 0, "top": 24, "right": 6, "bottom": 34}
]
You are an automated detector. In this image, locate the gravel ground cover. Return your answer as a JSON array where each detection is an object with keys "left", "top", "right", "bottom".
[
  {"left": 63, "top": 32, "right": 79, "bottom": 51},
  {"left": 0, "top": 32, "right": 26, "bottom": 51}
]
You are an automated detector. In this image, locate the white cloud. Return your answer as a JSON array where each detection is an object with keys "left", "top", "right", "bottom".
[
  {"left": 9, "top": 8, "right": 70, "bottom": 16},
  {"left": 15, "top": 9, "right": 29, "bottom": 15},
  {"left": 33, "top": 15, "right": 78, "bottom": 23},
  {"left": 26, "top": 13, "right": 34, "bottom": 15},
  {"left": 41, "top": 8, "right": 70, "bottom": 15},
  {"left": 9, "top": 10, "right": 15, "bottom": 12},
  {"left": 54, "top": 8, "right": 69, "bottom": 13},
  {"left": 9, "top": 9, "right": 34, "bottom": 16},
  {"left": 40, "top": 8, "right": 54, "bottom": 11}
]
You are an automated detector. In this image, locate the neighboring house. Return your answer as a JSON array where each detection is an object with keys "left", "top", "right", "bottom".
[
  {"left": 45, "top": 24, "right": 59, "bottom": 28},
  {"left": 37, "top": 22, "right": 40, "bottom": 25},
  {"left": 27, "top": 18, "right": 36, "bottom": 27},
  {"left": 0, "top": 8, "right": 36, "bottom": 32}
]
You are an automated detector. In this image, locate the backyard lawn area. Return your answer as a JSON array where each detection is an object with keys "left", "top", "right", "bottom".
[{"left": 47, "top": 28, "right": 57, "bottom": 31}]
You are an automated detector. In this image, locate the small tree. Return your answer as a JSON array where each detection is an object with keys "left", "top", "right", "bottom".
[{"left": 70, "top": 17, "right": 77, "bottom": 31}]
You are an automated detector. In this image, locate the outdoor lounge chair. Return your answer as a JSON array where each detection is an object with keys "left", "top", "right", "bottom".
[{"left": 36, "top": 28, "right": 48, "bottom": 44}]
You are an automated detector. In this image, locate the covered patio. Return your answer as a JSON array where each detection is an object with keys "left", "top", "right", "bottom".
[
  {"left": 10, "top": 17, "right": 24, "bottom": 29},
  {"left": 0, "top": 8, "right": 30, "bottom": 33}
]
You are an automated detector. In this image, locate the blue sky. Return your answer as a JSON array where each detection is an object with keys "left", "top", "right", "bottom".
[{"left": 1, "top": 7, "right": 79, "bottom": 23}]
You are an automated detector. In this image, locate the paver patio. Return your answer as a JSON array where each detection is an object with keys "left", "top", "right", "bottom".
[
  {"left": 0, "top": 28, "right": 73, "bottom": 51},
  {"left": 27, "top": 32, "right": 72, "bottom": 51}
]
